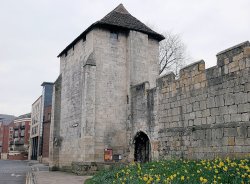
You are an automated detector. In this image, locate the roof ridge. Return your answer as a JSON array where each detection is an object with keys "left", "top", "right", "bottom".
[
  {"left": 113, "top": 3, "right": 129, "bottom": 14},
  {"left": 57, "top": 4, "right": 165, "bottom": 57}
]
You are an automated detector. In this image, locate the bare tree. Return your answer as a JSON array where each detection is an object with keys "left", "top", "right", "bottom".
[{"left": 159, "top": 32, "right": 188, "bottom": 76}]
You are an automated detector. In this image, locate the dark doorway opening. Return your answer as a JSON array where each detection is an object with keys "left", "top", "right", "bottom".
[
  {"left": 134, "top": 131, "right": 150, "bottom": 163},
  {"left": 31, "top": 136, "right": 38, "bottom": 160}
]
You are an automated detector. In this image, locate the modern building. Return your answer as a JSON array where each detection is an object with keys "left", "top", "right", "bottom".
[
  {"left": 29, "top": 96, "right": 42, "bottom": 160},
  {"left": 0, "top": 114, "right": 15, "bottom": 159},
  {"left": 29, "top": 82, "right": 53, "bottom": 163},
  {"left": 8, "top": 113, "right": 31, "bottom": 160}
]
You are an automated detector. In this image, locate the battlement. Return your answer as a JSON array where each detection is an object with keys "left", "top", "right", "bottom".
[
  {"left": 157, "top": 41, "right": 250, "bottom": 91},
  {"left": 216, "top": 41, "right": 250, "bottom": 66}
]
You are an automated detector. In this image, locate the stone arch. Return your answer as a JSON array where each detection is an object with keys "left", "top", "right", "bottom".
[{"left": 133, "top": 131, "right": 150, "bottom": 163}]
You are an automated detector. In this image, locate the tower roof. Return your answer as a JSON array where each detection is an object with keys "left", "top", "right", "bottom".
[{"left": 58, "top": 4, "right": 164, "bottom": 57}]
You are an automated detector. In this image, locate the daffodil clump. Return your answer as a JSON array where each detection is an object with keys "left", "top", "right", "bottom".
[{"left": 86, "top": 157, "right": 250, "bottom": 184}]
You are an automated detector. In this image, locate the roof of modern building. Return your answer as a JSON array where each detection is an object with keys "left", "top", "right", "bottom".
[
  {"left": 0, "top": 114, "right": 16, "bottom": 125},
  {"left": 41, "top": 82, "right": 54, "bottom": 86},
  {"left": 58, "top": 4, "right": 164, "bottom": 57},
  {"left": 15, "top": 113, "right": 31, "bottom": 120}
]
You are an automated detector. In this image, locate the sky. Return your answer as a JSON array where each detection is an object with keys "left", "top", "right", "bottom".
[{"left": 0, "top": 0, "right": 249, "bottom": 116}]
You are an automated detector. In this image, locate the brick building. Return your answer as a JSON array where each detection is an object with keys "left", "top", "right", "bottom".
[
  {"left": 0, "top": 114, "right": 15, "bottom": 159},
  {"left": 0, "top": 122, "right": 9, "bottom": 159},
  {"left": 7, "top": 113, "right": 31, "bottom": 160}
]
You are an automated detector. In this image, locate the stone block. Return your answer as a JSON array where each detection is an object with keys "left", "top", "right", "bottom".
[
  {"left": 235, "top": 92, "right": 248, "bottom": 104},
  {"left": 228, "top": 137, "right": 235, "bottom": 146},
  {"left": 241, "top": 113, "right": 249, "bottom": 121},
  {"left": 224, "top": 127, "right": 237, "bottom": 137},
  {"left": 245, "top": 83, "right": 250, "bottom": 92},
  {"left": 246, "top": 58, "right": 250, "bottom": 68},
  {"left": 193, "top": 130, "right": 205, "bottom": 140},
  {"left": 239, "top": 59, "right": 246, "bottom": 70},
  {"left": 244, "top": 47, "right": 250, "bottom": 57},
  {"left": 207, "top": 97, "right": 215, "bottom": 108},
  {"left": 212, "top": 128, "right": 223, "bottom": 139},
  {"left": 225, "top": 93, "right": 235, "bottom": 105},
  {"left": 205, "top": 129, "right": 212, "bottom": 140},
  {"left": 237, "top": 125, "right": 248, "bottom": 138},
  {"left": 215, "top": 95, "right": 225, "bottom": 107},
  {"left": 202, "top": 109, "right": 210, "bottom": 117},
  {"left": 238, "top": 103, "right": 250, "bottom": 113},
  {"left": 195, "top": 111, "right": 202, "bottom": 118},
  {"left": 228, "top": 105, "right": 237, "bottom": 114},
  {"left": 219, "top": 106, "right": 228, "bottom": 115},
  {"left": 215, "top": 115, "right": 224, "bottom": 124},
  {"left": 230, "top": 114, "right": 241, "bottom": 122},
  {"left": 194, "top": 118, "right": 202, "bottom": 125},
  {"left": 224, "top": 114, "right": 231, "bottom": 123},
  {"left": 200, "top": 101, "right": 206, "bottom": 110},
  {"left": 245, "top": 138, "right": 250, "bottom": 145},
  {"left": 235, "top": 138, "right": 245, "bottom": 146},
  {"left": 190, "top": 112, "right": 196, "bottom": 119},
  {"left": 207, "top": 116, "right": 215, "bottom": 124},
  {"left": 211, "top": 107, "right": 219, "bottom": 116},
  {"left": 186, "top": 104, "right": 193, "bottom": 113},
  {"left": 201, "top": 117, "right": 207, "bottom": 125},
  {"left": 193, "top": 102, "right": 200, "bottom": 111}
]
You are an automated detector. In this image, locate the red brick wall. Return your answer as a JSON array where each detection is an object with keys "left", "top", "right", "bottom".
[
  {"left": 42, "top": 122, "right": 50, "bottom": 158},
  {"left": 2, "top": 125, "right": 10, "bottom": 153},
  {"left": 8, "top": 153, "right": 28, "bottom": 160},
  {"left": 24, "top": 121, "right": 30, "bottom": 144},
  {"left": 42, "top": 105, "right": 51, "bottom": 158}
]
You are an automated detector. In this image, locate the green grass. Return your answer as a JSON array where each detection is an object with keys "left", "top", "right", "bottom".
[{"left": 85, "top": 158, "right": 250, "bottom": 184}]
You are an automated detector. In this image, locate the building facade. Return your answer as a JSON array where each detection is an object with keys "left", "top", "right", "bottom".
[
  {"left": 29, "top": 96, "right": 42, "bottom": 160},
  {"left": 49, "top": 4, "right": 164, "bottom": 167},
  {"left": 29, "top": 82, "right": 53, "bottom": 163},
  {"left": 0, "top": 122, "right": 9, "bottom": 159},
  {"left": 8, "top": 113, "right": 31, "bottom": 160},
  {"left": 49, "top": 4, "right": 250, "bottom": 170},
  {"left": 0, "top": 114, "right": 15, "bottom": 159}
]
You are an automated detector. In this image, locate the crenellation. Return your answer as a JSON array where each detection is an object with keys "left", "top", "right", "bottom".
[{"left": 155, "top": 42, "right": 250, "bottom": 160}]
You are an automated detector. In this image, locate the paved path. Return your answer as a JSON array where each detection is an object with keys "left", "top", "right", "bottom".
[
  {"left": 34, "top": 171, "right": 92, "bottom": 184},
  {"left": 0, "top": 160, "right": 30, "bottom": 184}
]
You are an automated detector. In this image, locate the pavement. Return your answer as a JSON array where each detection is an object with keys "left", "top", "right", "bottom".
[
  {"left": 0, "top": 160, "right": 30, "bottom": 184},
  {"left": 0, "top": 160, "right": 92, "bottom": 184},
  {"left": 26, "top": 161, "right": 92, "bottom": 184},
  {"left": 31, "top": 171, "right": 92, "bottom": 184}
]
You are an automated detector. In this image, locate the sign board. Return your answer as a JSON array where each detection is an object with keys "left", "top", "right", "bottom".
[
  {"left": 104, "top": 148, "right": 112, "bottom": 161},
  {"left": 113, "top": 154, "right": 122, "bottom": 162}
]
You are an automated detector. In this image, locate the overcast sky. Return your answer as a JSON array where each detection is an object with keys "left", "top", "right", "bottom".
[{"left": 0, "top": 0, "right": 249, "bottom": 116}]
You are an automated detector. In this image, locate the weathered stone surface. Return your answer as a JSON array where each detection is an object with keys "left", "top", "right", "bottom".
[{"left": 50, "top": 10, "right": 250, "bottom": 168}]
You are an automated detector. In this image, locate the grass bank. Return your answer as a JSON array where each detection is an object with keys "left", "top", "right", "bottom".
[{"left": 85, "top": 158, "right": 250, "bottom": 183}]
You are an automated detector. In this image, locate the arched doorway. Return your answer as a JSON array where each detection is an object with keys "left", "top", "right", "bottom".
[{"left": 134, "top": 131, "right": 150, "bottom": 163}]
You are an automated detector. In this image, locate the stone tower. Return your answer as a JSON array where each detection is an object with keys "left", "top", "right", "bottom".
[{"left": 49, "top": 4, "right": 164, "bottom": 168}]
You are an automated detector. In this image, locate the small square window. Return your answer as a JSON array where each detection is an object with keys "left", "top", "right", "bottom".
[{"left": 110, "top": 31, "right": 118, "bottom": 40}]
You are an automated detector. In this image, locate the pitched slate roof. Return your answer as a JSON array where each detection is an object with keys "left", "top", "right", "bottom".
[{"left": 58, "top": 4, "right": 164, "bottom": 57}]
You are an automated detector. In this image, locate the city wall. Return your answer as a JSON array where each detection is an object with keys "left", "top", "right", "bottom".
[{"left": 131, "top": 41, "right": 250, "bottom": 160}]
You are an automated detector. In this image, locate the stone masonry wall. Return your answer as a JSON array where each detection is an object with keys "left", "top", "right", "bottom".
[
  {"left": 130, "top": 41, "right": 250, "bottom": 161},
  {"left": 52, "top": 27, "right": 160, "bottom": 167},
  {"left": 156, "top": 41, "right": 250, "bottom": 159}
]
